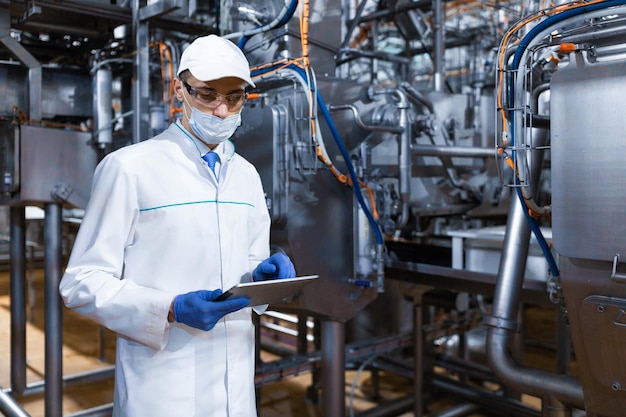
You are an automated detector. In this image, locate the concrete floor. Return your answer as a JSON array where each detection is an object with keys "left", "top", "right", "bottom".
[{"left": 0, "top": 268, "right": 564, "bottom": 417}]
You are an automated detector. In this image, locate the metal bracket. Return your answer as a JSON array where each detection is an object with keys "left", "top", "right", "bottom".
[{"left": 611, "top": 254, "right": 626, "bottom": 283}]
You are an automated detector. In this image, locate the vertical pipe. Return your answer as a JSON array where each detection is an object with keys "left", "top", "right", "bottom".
[
  {"left": 432, "top": 0, "right": 445, "bottom": 92},
  {"left": 10, "top": 206, "right": 27, "bottom": 397},
  {"left": 488, "top": 198, "right": 530, "bottom": 324},
  {"left": 132, "top": 0, "right": 150, "bottom": 143},
  {"left": 44, "top": 203, "right": 63, "bottom": 417},
  {"left": 486, "top": 123, "right": 584, "bottom": 408},
  {"left": 93, "top": 68, "right": 113, "bottom": 149},
  {"left": 555, "top": 312, "right": 571, "bottom": 375},
  {"left": 543, "top": 394, "right": 572, "bottom": 417},
  {"left": 395, "top": 90, "right": 410, "bottom": 229},
  {"left": 297, "top": 315, "right": 308, "bottom": 354},
  {"left": 321, "top": 320, "right": 345, "bottom": 417},
  {"left": 413, "top": 291, "right": 424, "bottom": 417}
]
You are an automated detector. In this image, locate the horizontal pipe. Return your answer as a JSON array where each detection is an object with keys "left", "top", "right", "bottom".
[
  {"left": 411, "top": 144, "right": 494, "bottom": 158},
  {"left": 65, "top": 403, "right": 113, "bottom": 417},
  {"left": 432, "top": 403, "right": 480, "bottom": 417},
  {"left": 354, "top": 395, "right": 414, "bottom": 417},
  {"left": 2, "top": 366, "right": 116, "bottom": 397}
]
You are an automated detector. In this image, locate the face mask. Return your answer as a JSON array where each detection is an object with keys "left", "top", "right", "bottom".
[
  {"left": 189, "top": 107, "right": 241, "bottom": 144},
  {"left": 183, "top": 95, "right": 242, "bottom": 144}
]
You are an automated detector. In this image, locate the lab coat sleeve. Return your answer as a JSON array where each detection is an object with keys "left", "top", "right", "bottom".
[
  {"left": 59, "top": 155, "right": 175, "bottom": 350},
  {"left": 247, "top": 171, "right": 272, "bottom": 316},
  {"left": 247, "top": 171, "right": 272, "bottom": 274}
]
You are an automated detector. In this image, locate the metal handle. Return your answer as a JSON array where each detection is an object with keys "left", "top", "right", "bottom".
[{"left": 611, "top": 254, "right": 626, "bottom": 283}]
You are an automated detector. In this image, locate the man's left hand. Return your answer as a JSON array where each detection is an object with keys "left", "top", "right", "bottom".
[{"left": 253, "top": 253, "right": 296, "bottom": 281}]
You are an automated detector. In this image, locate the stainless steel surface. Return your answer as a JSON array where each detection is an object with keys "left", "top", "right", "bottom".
[
  {"left": 1, "top": 125, "right": 97, "bottom": 208},
  {"left": 559, "top": 257, "right": 626, "bottom": 416},
  {"left": 2, "top": 0, "right": 626, "bottom": 416},
  {"left": 551, "top": 53, "right": 626, "bottom": 262}
]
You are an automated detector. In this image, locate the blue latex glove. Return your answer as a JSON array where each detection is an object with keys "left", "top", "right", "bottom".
[
  {"left": 253, "top": 253, "right": 296, "bottom": 281},
  {"left": 173, "top": 289, "right": 250, "bottom": 331}
]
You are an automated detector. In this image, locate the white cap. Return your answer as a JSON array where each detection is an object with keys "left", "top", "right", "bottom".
[{"left": 177, "top": 35, "right": 256, "bottom": 87}]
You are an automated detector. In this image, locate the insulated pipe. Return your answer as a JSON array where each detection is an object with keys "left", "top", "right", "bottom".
[
  {"left": 10, "top": 207, "right": 27, "bottom": 397},
  {"left": 44, "top": 203, "right": 63, "bottom": 417},
  {"left": 321, "top": 320, "right": 345, "bottom": 417}
]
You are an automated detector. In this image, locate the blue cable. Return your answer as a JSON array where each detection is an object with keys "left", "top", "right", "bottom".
[{"left": 507, "top": 0, "right": 626, "bottom": 278}]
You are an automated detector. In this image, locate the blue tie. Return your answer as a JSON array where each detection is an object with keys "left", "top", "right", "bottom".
[{"left": 202, "top": 152, "right": 219, "bottom": 174}]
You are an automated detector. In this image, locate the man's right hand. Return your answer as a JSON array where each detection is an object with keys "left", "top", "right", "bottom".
[{"left": 172, "top": 289, "right": 250, "bottom": 330}]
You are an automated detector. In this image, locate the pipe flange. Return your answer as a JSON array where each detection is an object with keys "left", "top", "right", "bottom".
[{"left": 482, "top": 315, "right": 521, "bottom": 332}]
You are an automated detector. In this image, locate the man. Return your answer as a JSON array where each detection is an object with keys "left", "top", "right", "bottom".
[{"left": 59, "top": 35, "right": 295, "bottom": 417}]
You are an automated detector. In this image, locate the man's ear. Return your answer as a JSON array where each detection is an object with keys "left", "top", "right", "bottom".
[{"left": 172, "top": 78, "right": 184, "bottom": 101}]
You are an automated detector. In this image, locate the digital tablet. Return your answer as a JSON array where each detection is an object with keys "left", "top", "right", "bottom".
[{"left": 216, "top": 275, "right": 319, "bottom": 306}]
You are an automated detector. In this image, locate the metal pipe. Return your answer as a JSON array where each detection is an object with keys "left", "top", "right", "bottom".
[
  {"left": 411, "top": 144, "right": 494, "bottom": 158},
  {"left": 3, "top": 366, "right": 116, "bottom": 397},
  {"left": 432, "top": 0, "right": 445, "bottom": 92},
  {"left": 44, "top": 203, "right": 63, "bottom": 417},
  {"left": 93, "top": 68, "right": 113, "bottom": 148},
  {"left": 561, "top": 22, "right": 626, "bottom": 44},
  {"left": 401, "top": 81, "right": 435, "bottom": 114},
  {"left": 353, "top": 395, "right": 413, "bottom": 417},
  {"left": 321, "top": 320, "right": 345, "bottom": 417},
  {"left": 432, "top": 403, "right": 480, "bottom": 417},
  {"left": 413, "top": 289, "right": 426, "bottom": 417},
  {"left": 543, "top": 394, "right": 572, "bottom": 417},
  {"left": 395, "top": 89, "right": 411, "bottom": 229},
  {"left": 64, "top": 403, "right": 113, "bottom": 417},
  {"left": 485, "top": 121, "right": 585, "bottom": 409},
  {"left": 327, "top": 104, "right": 404, "bottom": 134},
  {"left": 430, "top": 375, "right": 541, "bottom": 417},
  {"left": 0, "top": 388, "right": 31, "bottom": 417},
  {"left": 132, "top": 0, "right": 150, "bottom": 143},
  {"left": 10, "top": 207, "right": 27, "bottom": 396}
]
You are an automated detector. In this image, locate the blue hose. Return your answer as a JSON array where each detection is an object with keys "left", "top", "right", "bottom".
[
  {"left": 250, "top": 63, "right": 384, "bottom": 245},
  {"left": 237, "top": 0, "right": 300, "bottom": 50}
]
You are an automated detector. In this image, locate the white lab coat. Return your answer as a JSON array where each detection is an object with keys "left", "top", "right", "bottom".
[{"left": 59, "top": 122, "right": 271, "bottom": 417}]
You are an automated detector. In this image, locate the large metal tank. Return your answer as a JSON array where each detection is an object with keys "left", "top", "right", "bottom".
[{"left": 552, "top": 50, "right": 626, "bottom": 417}]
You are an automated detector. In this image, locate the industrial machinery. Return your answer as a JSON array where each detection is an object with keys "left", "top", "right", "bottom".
[{"left": 1, "top": 0, "right": 626, "bottom": 416}]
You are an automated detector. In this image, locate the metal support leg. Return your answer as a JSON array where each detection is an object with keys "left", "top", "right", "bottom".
[
  {"left": 297, "top": 314, "right": 308, "bottom": 354},
  {"left": 44, "top": 203, "right": 63, "bottom": 417},
  {"left": 413, "top": 290, "right": 424, "bottom": 417},
  {"left": 555, "top": 311, "right": 571, "bottom": 375},
  {"left": 10, "top": 206, "right": 27, "bottom": 397},
  {"left": 321, "top": 320, "right": 345, "bottom": 417}
]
